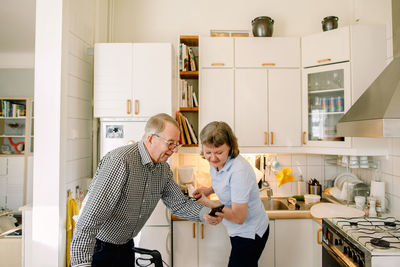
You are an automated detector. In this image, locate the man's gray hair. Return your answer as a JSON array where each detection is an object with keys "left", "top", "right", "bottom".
[{"left": 142, "top": 113, "right": 179, "bottom": 141}]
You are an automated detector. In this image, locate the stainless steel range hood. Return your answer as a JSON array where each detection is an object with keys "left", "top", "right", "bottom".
[{"left": 336, "top": 0, "right": 400, "bottom": 138}]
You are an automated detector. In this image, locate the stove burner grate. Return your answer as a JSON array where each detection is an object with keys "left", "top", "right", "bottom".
[{"left": 371, "top": 238, "right": 390, "bottom": 249}]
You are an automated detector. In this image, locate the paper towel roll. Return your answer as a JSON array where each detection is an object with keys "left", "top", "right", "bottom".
[{"left": 370, "top": 181, "right": 385, "bottom": 211}]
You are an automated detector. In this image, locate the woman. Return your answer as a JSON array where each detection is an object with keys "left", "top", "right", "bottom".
[{"left": 193, "top": 121, "right": 269, "bottom": 267}]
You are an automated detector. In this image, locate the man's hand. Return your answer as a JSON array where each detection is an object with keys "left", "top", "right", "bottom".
[{"left": 203, "top": 212, "right": 223, "bottom": 226}]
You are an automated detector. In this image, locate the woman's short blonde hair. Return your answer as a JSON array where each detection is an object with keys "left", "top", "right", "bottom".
[
  {"left": 199, "top": 121, "right": 239, "bottom": 158},
  {"left": 142, "top": 113, "right": 179, "bottom": 141}
]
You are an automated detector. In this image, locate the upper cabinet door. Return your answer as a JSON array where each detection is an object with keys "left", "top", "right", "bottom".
[
  {"left": 200, "top": 69, "right": 234, "bottom": 131},
  {"left": 235, "top": 37, "right": 300, "bottom": 68},
  {"left": 302, "top": 27, "right": 350, "bottom": 68},
  {"left": 94, "top": 43, "right": 133, "bottom": 117},
  {"left": 199, "top": 37, "right": 234, "bottom": 68},
  {"left": 133, "top": 43, "right": 172, "bottom": 117}
]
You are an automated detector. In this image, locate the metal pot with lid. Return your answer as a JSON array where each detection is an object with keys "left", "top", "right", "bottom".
[
  {"left": 252, "top": 16, "right": 274, "bottom": 37},
  {"left": 322, "top": 16, "right": 338, "bottom": 31}
]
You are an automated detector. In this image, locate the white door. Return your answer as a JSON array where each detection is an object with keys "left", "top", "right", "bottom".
[
  {"left": 302, "top": 27, "right": 350, "bottom": 68},
  {"left": 198, "top": 223, "right": 231, "bottom": 267},
  {"left": 199, "top": 37, "right": 234, "bottom": 68},
  {"left": 145, "top": 200, "right": 170, "bottom": 226},
  {"left": 94, "top": 43, "right": 133, "bottom": 117},
  {"left": 268, "top": 69, "right": 301, "bottom": 146},
  {"left": 235, "top": 69, "right": 268, "bottom": 146},
  {"left": 133, "top": 43, "right": 172, "bottom": 118},
  {"left": 235, "top": 37, "right": 300, "bottom": 68},
  {"left": 275, "top": 219, "right": 313, "bottom": 267},
  {"left": 200, "top": 69, "right": 234, "bottom": 131},
  {"left": 6, "top": 157, "right": 24, "bottom": 211},
  {"left": 259, "top": 220, "right": 275, "bottom": 267},
  {"left": 172, "top": 221, "right": 198, "bottom": 267},
  {"left": 136, "top": 226, "right": 171, "bottom": 267},
  {"left": 100, "top": 120, "right": 147, "bottom": 159},
  {"left": 302, "top": 62, "right": 351, "bottom": 148}
]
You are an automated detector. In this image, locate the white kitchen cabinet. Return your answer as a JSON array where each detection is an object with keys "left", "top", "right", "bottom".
[
  {"left": 198, "top": 223, "right": 231, "bottom": 267},
  {"left": 235, "top": 37, "right": 300, "bottom": 68},
  {"left": 302, "top": 27, "right": 350, "bottom": 68},
  {"left": 0, "top": 157, "right": 24, "bottom": 211},
  {"left": 199, "top": 37, "right": 234, "bottom": 68},
  {"left": 275, "top": 219, "right": 314, "bottom": 267},
  {"left": 302, "top": 62, "right": 351, "bottom": 148},
  {"left": 301, "top": 25, "right": 388, "bottom": 152},
  {"left": 259, "top": 220, "right": 275, "bottom": 267},
  {"left": 173, "top": 221, "right": 231, "bottom": 267},
  {"left": 312, "top": 220, "right": 322, "bottom": 267},
  {"left": 173, "top": 221, "right": 198, "bottom": 267},
  {"left": 235, "top": 68, "right": 301, "bottom": 147},
  {"left": 199, "top": 69, "right": 234, "bottom": 131},
  {"left": 137, "top": 226, "right": 171, "bottom": 267},
  {"left": 94, "top": 43, "right": 172, "bottom": 118}
]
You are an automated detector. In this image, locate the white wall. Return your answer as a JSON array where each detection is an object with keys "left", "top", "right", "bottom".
[{"left": 0, "top": 69, "right": 34, "bottom": 97}]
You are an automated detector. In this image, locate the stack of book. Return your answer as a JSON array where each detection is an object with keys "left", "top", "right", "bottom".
[
  {"left": 180, "top": 80, "right": 198, "bottom": 108},
  {"left": 1, "top": 100, "right": 26, "bottom": 117},
  {"left": 179, "top": 44, "right": 197, "bottom": 72},
  {"left": 176, "top": 112, "right": 198, "bottom": 145}
]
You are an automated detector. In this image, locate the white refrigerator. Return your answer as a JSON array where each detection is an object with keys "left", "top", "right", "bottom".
[{"left": 100, "top": 118, "right": 172, "bottom": 266}]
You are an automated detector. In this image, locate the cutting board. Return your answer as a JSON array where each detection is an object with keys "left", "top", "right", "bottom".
[{"left": 310, "top": 203, "right": 365, "bottom": 219}]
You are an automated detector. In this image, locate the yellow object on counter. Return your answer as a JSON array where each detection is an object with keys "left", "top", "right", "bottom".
[
  {"left": 66, "top": 192, "right": 80, "bottom": 267},
  {"left": 275, "top": 168, "right": 295, "bottom": 187}
]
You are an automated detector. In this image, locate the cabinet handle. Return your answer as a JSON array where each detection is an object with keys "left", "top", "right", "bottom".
[
  {"left": 134, "top": 100, "right": 139, "bottom": 115},
  {"left": 317, "top": 228, "right": 322, "bottom": 245},
  {"left": 201, "top": 223, "right": 204, "bottom": 239},
  {"left": 271, "top": 132, "right": 274, "bottom": 145},
  {"left": 302, "top": 131, "right": 307, "bottom": 145},
  {"left": 127, "top": 99, "right": 131, "bottom": 114},
  {"left": 264, "top": 132, "right": 268, "bottom": 145},
  {"left": 317, "top": 58, "right": 331, "bottom": 63},
  {"left": 211, "top": 63, "right": 225, "bottom": 66},
  {"left": 192, "top": 223, "right": 196, "bottom": 239},
  {"left": 262, "top": 63, "right": 276, "bottom": 66}
]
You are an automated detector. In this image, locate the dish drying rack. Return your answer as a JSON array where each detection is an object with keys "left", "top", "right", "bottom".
[{"left": 324, "top": 156, "right": 379, "bottom": 169}]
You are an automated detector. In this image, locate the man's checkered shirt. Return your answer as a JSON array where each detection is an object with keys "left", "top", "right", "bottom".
[{"left": 70, "top": 141, "right": 209, "bottom": 267}]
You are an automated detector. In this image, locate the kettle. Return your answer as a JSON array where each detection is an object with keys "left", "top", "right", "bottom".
[{"left": 308, "top": 178, "right": 322, "bottom": 196}]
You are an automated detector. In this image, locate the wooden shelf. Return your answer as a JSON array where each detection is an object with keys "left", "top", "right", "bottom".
[
  {"left": 180, "top": 71, "right": 198, "bottom": 79},
  {"left": 179, "top": 107, "right": 198, "bottom": 112},
  {"left": 180, "top": 35, "right": 198, "bottom": 46},
  {"left": 181, "top": 144, "right": 199, "bottom": 147}
]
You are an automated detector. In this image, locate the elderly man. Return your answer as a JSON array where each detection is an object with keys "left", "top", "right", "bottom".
[{"left": 70, "top": 113, "right": 221, "bottom": 267}]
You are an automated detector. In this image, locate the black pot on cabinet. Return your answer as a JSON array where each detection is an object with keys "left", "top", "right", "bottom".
[
  {"left": 322, "top": 16, "right": 339, "bottom": 31},
  {"left": 252, "top": 16, "right": 274, "bottom": 37}
]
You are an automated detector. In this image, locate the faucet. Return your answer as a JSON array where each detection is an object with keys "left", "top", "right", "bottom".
[{"left": 260, "top": 179, "right": 273, "bottom": 200}]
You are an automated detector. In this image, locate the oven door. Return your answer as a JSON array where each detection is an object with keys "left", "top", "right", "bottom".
[{"left": 322, "top": 242, "right": 355, "bottom": 267}]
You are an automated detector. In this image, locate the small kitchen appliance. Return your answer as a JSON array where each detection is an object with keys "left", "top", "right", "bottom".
[
  {"left": 322, "top": 217, "right": 400, "bottom": 266},
  {"left": 177, "top": 166, "right": 196, "bottom": 196}
]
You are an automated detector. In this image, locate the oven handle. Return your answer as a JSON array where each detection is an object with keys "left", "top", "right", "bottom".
[{"left": 322, "top": 242, "right": 357, "bottom": 267}]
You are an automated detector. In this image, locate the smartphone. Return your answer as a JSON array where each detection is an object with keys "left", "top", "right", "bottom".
[{"left": 208, "top": 204, "right": 224, "bottom": 217}]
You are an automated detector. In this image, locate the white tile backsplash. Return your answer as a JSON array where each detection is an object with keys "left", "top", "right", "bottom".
[
  {"left": 307, "top": 154, "right": 323, "bottom": 165},
  {"left": 292, "top": 154, "right": 307, "bottom": 166}
]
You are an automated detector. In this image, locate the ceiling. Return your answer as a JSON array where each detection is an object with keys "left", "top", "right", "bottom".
[{"left": 0, "top": 0, "right": 36, "bottom": 53}]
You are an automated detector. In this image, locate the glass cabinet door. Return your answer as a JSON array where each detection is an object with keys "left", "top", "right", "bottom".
[{"left": 302, "top": 62, "right": 351, "bottom": 147}]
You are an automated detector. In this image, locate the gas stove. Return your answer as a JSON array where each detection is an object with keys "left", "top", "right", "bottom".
[{"left": 322, "top": 217, "right": 400, "bottom": 267}]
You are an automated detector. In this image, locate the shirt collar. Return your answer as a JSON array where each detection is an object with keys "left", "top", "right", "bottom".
[
  {"left": 138, "top": 141, "right": 155, "bottom": 168},
  {"left": 212, "top": 156, "right": 234, "bottom": 173}
]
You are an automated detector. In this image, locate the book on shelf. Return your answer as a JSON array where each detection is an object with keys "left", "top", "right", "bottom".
[
  {"left": 188, "top": 47, "right": 197, "bottom": 71},
  {"left": 1, "top": 100, "right": 26, "bottom": 117},
  {"left": 180, "top": 81, "right": 197, "bottom": 108},
  {"left": 184, "top": 116, "right": 198, "bottom": 144},
  {"left": 176, "top": 112, "right": 198, "bottom": 145}
]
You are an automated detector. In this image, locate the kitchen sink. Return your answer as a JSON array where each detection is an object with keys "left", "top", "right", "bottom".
[{"left": 261, "top": 198, "right": 289, "bottom": 210}]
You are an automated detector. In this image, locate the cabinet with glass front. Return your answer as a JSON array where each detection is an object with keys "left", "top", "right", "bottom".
[
  {"left": 302, "top": 62, "right": 351, "bottom": 147},
  {"left": 0, "top": 98, "right": 33, "bottom": 155}
]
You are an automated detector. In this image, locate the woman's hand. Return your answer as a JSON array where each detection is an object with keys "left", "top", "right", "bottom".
[
  {"left": 203, "top": 212, "right": 224, "bottom": 226},
  {"left": 193, "top": 187, "right": 213, "bottom": 199}
]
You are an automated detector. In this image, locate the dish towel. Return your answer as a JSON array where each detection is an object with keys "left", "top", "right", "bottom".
[{"left": 66, "top": 192, "right": 80, "bottom": 267}]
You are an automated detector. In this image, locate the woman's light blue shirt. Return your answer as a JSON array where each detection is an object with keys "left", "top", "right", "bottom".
[{"left": 211, "top": 155, "right": 269, "bottom": 239}]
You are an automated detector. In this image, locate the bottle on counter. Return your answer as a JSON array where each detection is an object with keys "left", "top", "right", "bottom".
[
  {"left": 368, "top": 197, "right": 377, "bottom": 217},
  {"left": 297, "top": 175, "right": 307, "bottom": 195}
]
